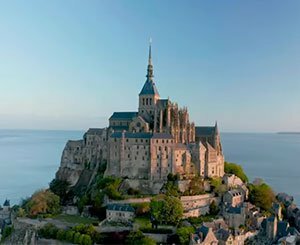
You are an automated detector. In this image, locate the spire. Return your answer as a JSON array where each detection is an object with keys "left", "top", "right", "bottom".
[
  {"left": 146, "top": 38, "right": 154, "bottom": 79},
  {"left": 215, "top": 121, "right": 219, "bottom": 135}
]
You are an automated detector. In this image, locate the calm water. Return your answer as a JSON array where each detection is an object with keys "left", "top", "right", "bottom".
[{"left": 0, "top": 130, "right": 299, "bottom": 205}]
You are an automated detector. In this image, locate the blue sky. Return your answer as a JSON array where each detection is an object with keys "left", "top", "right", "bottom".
[{"left": 0, "top": 1, "right": 299, "bottom": 132}]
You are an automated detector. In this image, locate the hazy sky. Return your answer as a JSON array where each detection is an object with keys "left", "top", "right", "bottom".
[{"left": 1, "top": 1, "right": 299, "bottom": 132}]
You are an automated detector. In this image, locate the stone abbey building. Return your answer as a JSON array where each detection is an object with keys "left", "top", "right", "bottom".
[{"left": 56, "top": 44, "right": 224, "bottom": 191}]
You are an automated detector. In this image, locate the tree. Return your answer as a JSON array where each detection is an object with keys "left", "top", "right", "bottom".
[
  {"left": 25, "top": 189, "right": 60, "bottom": 216},
  {"left": 150, "top": 195, "right": 183, "bottom": 225},
  {"left": 49, "top": 179, "right": 71, "bottom": 203},
  {"left": 186, "top": 176, "right": 205, "bottom": 195},
  {"left": 224, "top": 162, "right": 248, "bottom": 183},
  {"left": 56, "top": 229, "right": 66, "bottom": 241},
  {"left": 209, "top": 200, "right": 220, "bottom": 215},
  {"left": 176, "top": 226, "right": 195, "bottom": 245},
  {"left": 165, "top": 181, "right": 180, "bottom": 197},
  {"left": 248, "top": 182, "right": 275, "bottom": 211}
]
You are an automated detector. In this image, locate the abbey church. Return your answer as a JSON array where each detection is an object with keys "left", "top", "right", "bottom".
[
  {"left": 56, "top": 44, "right": 224, "bottom": 192},
  {"left": 106, "top": 44, "right": 224, "bottom": 181}
]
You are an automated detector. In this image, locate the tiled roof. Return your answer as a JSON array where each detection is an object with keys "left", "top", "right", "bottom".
[
  {"left": 139, "top": 80, "right": 159, "bottom": 96},
  {"left": 195, "top": 126, "right": 216, "bottom": 136},
  {"left": 107, "top": 204, "right": 135, "bottom": 212},
  {"left": 109, "top": 112, "right": 138, "bottom": 120}
]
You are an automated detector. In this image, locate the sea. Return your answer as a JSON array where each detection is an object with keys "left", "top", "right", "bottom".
[{"left": 0, "top": 130, "right": 299, "bottom": 205}]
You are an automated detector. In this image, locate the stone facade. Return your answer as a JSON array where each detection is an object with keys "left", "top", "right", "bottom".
[
  {"left": 223, "top": 189, "right": 244, "bottom": 208},
  {"left": 56, "top": 44, "right": 225, "bottom": 191}
]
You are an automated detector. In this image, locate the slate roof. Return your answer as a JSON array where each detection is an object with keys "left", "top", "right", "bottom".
[
  {"left": 139, "top": 80, "right": 159, "bottom": 96},
  {"left": 227, "top": 206, "right": 242, "bottom": 214},
  {"left": 277, "top": 221, "right": 289, "bottom": 238},
  {"left": 110, "top": 126, "right": 129, "bottom": 131},
  {"left": 110, "top": 132, "right": 174, "bottom": 140},
  {"left": 195, "top": 126, "right": 216, "bottom": 136},
  {"left": 110, "top": 112, "right": 138, "bottom": 120},
  {"left": 152, "top": 133, "right": 173, "bottom": 139},
  {"left": 85, "top": 128, "right": 105, "bottom": 135},
  {"left": 106, "top": 204, "right": 135, "bottom": 213},
  {"left": 195, "top": 225, "right": 209, "bottom": 240},
  {"left": 110, "top": 132, "right": 152, "bottom": 139},
  {"left": 3, "top": 200, "right": 10, "bottom": 207},
  {"left": 216, "top": 228, "right": 231, "bottom": 241}
]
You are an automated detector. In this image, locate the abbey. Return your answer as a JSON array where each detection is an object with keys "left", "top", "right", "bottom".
[
  {"left": 56, "top": 44, "right": 224, "bottom": 190},
  {"left": 106, "top": 44, "right": 224, "bottom": 181}
]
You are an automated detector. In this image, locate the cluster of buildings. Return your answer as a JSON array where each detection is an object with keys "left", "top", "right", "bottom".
[{"left": 56, "top": 43, "right": 224, "bottom": 193}]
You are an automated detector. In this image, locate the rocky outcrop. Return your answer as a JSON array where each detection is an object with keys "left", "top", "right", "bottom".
[
  {"left": 3, "top": 218, "right": 44, "bottom": 245},
  {"left": 55, "top": 128, "right": 108, "bottom": 188}
]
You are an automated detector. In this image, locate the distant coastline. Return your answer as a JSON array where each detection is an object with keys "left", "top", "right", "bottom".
[{"left": 278, "top": 132, "right": 300, "bottom": 135}]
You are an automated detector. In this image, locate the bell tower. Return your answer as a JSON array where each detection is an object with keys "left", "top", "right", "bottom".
[{"left": 138, "top": 41, "right": 160, "bottom": 121}]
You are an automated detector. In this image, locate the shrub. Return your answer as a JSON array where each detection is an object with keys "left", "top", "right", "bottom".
[
  {"left": 39, "top": 223, "right": 59, "bottom": 239},
  {"left": 73, "top": 232, "right": 81, "bottom": 244},
  {"left": 56, "top": 229, "right": 66, "bottom": 241},
  {"left": 65, "top": 230, "right": 75, "bottom": 242},
  {"left": 80, "top": 234, "right": 93, "bottom": 245}
]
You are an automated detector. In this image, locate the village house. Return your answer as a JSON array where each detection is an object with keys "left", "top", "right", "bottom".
[
  {"left": 223, "top": 189, "right": 244, "bottom": 208},
  {"left": 106, "top": 203, "right": 135, "bottom": 223}
]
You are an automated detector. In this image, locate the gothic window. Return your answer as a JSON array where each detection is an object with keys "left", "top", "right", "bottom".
[
  {"left": 162, "top": 140, "right": 164, "bottom": 143},
  {"left": 137, "top": 146, "right": 139, "bottom": 149},
  {"left": 128, "top": 154, "right": 130, "bottom": 158},
  {"left": 126, "top": 139, "right": 129, "bottom": 142},
  {"left": 142, "top": 98, "right": 145, "bottom": 105},
  {"left": 159, "top": 146, "right": 161, "bottom": 150},
  {"left": 165, "top": 146, "right": 167, "bottom": 151},
  {"left": 136, "top": 139, "right": 138, "bottom": 143},
  {"left": 114, "top": 138, "right": 117, "bottom": 142},
  {"left": 156, "top": 140, "right": 159, "bottom": 143},
  {"left": 141, "top": 139, "right": 143, "bottom": 143},
  {"left": 146, "top": 98, "right": 148, "bottom": 105},
  {"left": 166, "top": 140, "right": 168, "bottom": 143},
  {"left": 142, "top": 157, "right": 145, "bottom": 160},
  {"left": 150, "top": 98, "right": 152, "bottom": 105}
]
